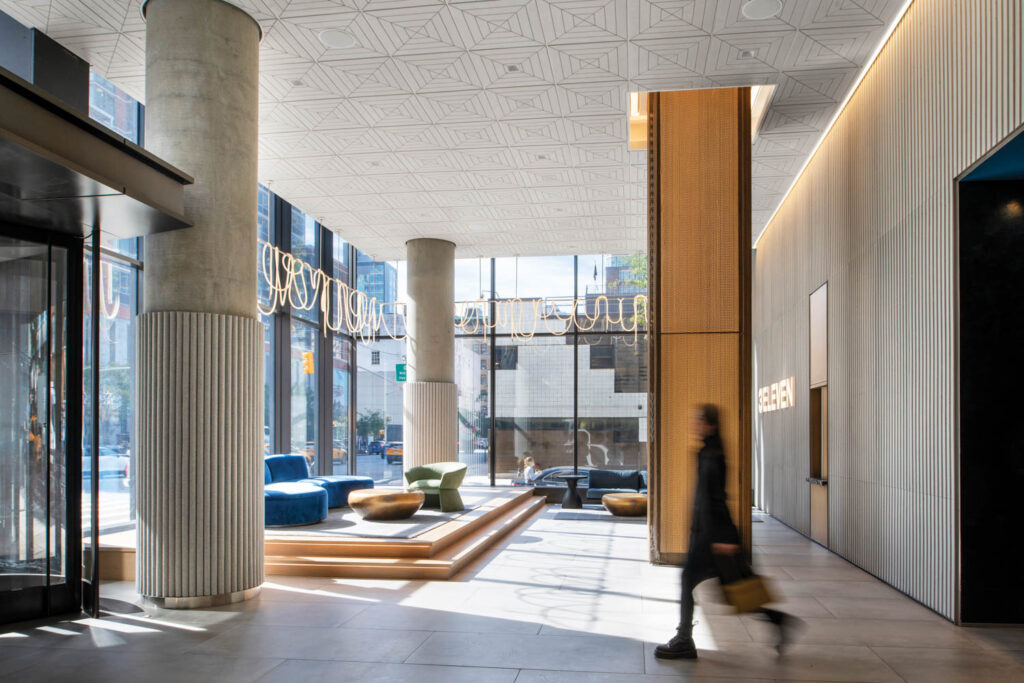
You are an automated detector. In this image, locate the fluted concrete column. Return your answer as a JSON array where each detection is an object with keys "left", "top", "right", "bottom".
[
  {"left": 403, "top": 239, "right": 457, "bottom": 468},
  {"left": 137, "top": 0, "right": 262, "bottom": 606}
]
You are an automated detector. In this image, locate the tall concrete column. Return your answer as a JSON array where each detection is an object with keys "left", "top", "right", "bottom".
[
  {"left": 403, "top": 239, "right": 457, "bottom": 468},
  {"left": 136, "top": 0, "right": 263, "bottom": 607}
]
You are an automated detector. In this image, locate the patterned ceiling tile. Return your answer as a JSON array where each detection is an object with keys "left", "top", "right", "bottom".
[
  {"left": 794, "top": 0, "right": 886, "bottom": 30},
  {"left": 631, "top": 0, "right": 717, "bottom": 41},
  {"left": 0, "top": 0, "right": 907, "bottom": 257}
]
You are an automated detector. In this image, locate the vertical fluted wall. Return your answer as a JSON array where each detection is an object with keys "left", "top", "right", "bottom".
[
  {"left": 402, "top": 382, "right": 458, "bottom": 469},
  {"left": 137, "top": 312, "right": 263, "bottom": 597},
  {"left": 753, "top": 0, "right": 1023, "bottom": 621}
]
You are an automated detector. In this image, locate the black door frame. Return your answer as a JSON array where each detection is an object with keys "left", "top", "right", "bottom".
[{"left": 0, "top": 221, "right": 88, "bottom": 625}]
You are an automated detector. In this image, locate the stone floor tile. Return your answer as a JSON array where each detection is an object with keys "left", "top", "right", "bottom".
[
  {"left": 643, "top": 641, "right": 904, "bottom": 681},
  {"left": 871, "top": 645, "right": 1024, "bottom": 682},
  {"left": 779, "top": 565, "right": 876, "bottom": 582},
  {"left": 516, "top": 670, "right": 771, "bottom": 683},
  {"left": 256, "top": 660, "right": 519, "bottom": 683},
  {"left": 190, "top": 624, "right": 431, "bottom": 662},
  {"left": 406, "top": 631, "right": 645, "bottom": 674},
  {"left": 963, "top": 626, "right": 1024, "bottom": 652},
  {"left": 742, "top": 615, "right": 977, "bottom": 648},
  {"left": 0, "top": 649, "right": 282, "bottom": 683},
  {"left": 342, "top": 604, "right": 542, "bottom": 634},
  {"left": 815, "top": 596, "right": 943, "bottom": 621}
]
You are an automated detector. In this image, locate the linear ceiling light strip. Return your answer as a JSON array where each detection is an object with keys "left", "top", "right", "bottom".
[{"left": 753, "top": 0, "right": 916, "bottom": 248}]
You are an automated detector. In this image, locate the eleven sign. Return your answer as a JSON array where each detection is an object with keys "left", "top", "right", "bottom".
[{"left": 758, "top": 377, "right": 795, "bottom": 414}]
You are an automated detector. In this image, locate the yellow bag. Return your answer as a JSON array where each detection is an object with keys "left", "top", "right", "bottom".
[{"left": 721, "top": 575, "right": 773, "bottom": 613}]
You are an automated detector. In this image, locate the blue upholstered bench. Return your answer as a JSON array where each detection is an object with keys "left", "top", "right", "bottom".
[
  {"left": 585, "top": 469, "right": 646, "bottom": 502},
  {"left": 263, "top": 455, "right": 374, "bottom": 526},
  {"left": 265, "top": 481, "right": 328, "bottom": 527}
]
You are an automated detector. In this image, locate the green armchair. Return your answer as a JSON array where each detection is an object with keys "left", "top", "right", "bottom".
[{"left": 404, "top": 462, "right": 468, "bottom": 512}]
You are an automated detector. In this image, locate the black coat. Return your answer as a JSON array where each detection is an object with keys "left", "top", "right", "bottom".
[{"left": 685, "top": 433, "right": 741, "bottom": 582}]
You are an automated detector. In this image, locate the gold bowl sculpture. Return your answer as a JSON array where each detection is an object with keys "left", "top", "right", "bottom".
[
  {"left": 348, "top": 489, "right": 425, "bottom": 521},
  {"left": 602, "top": 492, "right": 648, "bottom": 517}
]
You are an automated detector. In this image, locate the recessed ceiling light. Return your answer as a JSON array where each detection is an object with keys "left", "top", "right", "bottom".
[
  {"left": 318, "top": 29, "right": 357, "bottom": 49},
  {"left": 535, "top": 153, "right": 549, "bottom": 160},
  {"left": 505, "top": 64, "right": 521, "bottom": 73},
  {"left": 740, "top": 49, "right": 757, "bottom": 59},
  {"left": 741, "top": 0, "right": 782, "bottom": 21},
  {"left": 291, "top": 78, "right": 305, "bottom": 86}
]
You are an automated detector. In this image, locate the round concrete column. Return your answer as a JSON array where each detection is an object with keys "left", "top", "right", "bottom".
[
  {"left": 403, "top": 239, "right": 458, "bottom": 469},
  {"left": 143, "top": 0, "right": 259, "bottom": 316},
  {"left": 136, "top": 0, "right": 263, "bottom": 607}
]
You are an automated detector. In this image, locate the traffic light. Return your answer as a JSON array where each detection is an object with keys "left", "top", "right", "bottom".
[{"left": 301, "top": 351, "right": 314, "bottom": 374}]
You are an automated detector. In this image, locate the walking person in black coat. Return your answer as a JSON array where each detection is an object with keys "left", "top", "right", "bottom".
[{"left": 655, "top": 404, "right": 796, "bottom": 659}]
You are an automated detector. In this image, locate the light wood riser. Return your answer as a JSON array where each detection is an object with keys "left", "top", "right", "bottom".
[
  {"left": 264, "top": 489, "right": 534, "bottom": 559},
  {"left": 264, "top": 497, "right": 545, "bottom": 580}
]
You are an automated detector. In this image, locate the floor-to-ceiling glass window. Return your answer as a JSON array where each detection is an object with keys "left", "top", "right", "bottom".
[
  {"left": 575, "top": 254, "right": 648, "bottom": 480},
  {"left": 79, "top": 239, "right": 141, "bottom": 544},
  {"left": 258, "top": 184, "right": 274, "bottom": 454},
  {"left": 492, "top": 256, "right": 575, "bottom": 484},
  {"left": 455, "top": 338, "right": 490, "bottom": 484},
  {"left": 256, "top": 219, "right": 646, "bottom": 488},
  {"left": 577, "top": 334, "right": 648, "bottom": 471},
  {"left": 330, "top": 237, "right": 351, "bottom": 475},
  {"left": 454, "top": 258, "right": 492, "bottom": 484},
  {"left": 93, "top": 252, "right": 139, "bottom": 539},
  {"left": 354, "top": 251, "right": 404, "bottom": 484},
  {"left": 331, "top": 336, "right": 350, "bottom": 475},
  {"left": 290, "top": 319, "right": 318, "bottom": 470},
  {"left": 356, "top": 337, "right": 405, "bottom": 484},
  {"left": 288, "top": 207, "right": 319, "bottom": 471}
]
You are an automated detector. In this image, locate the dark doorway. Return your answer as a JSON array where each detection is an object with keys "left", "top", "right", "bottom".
[
  {"left": 0, "top": 225, "right": 84, "bottom": 624},
  {"left": 959, "top": 130, "right": 1024, "bottom": 624}
]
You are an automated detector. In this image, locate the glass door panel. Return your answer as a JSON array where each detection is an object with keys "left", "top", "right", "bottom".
[
  {"left": 0, "top": 234, "right": 77, "bottom": 624},
  {"left": 0, "top": 238, "right": 50, "bottom": 592}
]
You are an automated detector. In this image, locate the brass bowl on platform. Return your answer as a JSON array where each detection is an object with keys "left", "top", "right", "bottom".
[
  {"left": 348, "top": 490, "right": 425, "bottom": 521},
  {"left": 602, "top": 492, "right": 648, "bottom": 517}
]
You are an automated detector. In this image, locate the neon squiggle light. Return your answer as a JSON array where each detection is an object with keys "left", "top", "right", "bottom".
[{"left": 258, "top": 240, "right": 648, "bottom": 342}]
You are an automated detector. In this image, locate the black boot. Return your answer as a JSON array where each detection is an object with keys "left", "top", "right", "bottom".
[
  {"left": 764, "top": 609, "right": 803, "bottom": 655},
  {"left": 654, "top": 631, "right": 697, "bottom": 659}
]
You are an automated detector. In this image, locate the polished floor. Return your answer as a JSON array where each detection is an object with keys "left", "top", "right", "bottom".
[{"left": 1, "top": 507, "right": 1022, "bottom": 682}]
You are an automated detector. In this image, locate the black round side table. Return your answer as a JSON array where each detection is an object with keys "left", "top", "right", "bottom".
[{"left": 556, "top": 474, "right": 586, "bottom": 509}]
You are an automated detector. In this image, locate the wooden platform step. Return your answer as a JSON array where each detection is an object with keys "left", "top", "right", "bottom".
[
  {"left": 265, "top": 495, "right": 545, "bottom": 580},
  {"left": 264, "top": 488, "right": 534, "bottom": 560}
]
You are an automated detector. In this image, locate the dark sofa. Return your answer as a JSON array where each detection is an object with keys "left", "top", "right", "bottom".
[{"left": 585, "top": 469, "right": 647, "bottom": 502}]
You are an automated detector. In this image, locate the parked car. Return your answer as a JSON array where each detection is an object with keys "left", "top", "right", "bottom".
[
  {"left": 368, "top": 440, "right": 386, "bottom": 456},
  {"left": 385, "top": 442, "right": 403, "bottom": 464},
  {"left": 82, "top": 446, "right": 129, "bottom": 478},
  {"left": 332, "top": 441, "right": 347, "bottom": 466},
  {"left": 511, "top": 465, "right": 594, "bottom": 488}
]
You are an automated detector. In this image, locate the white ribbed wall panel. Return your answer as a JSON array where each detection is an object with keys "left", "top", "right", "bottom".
[
  {"left": 136, "top": 311, "right": 264, "bottom": 598},
  {"left": 752, "top": 0, "right": 1022, "bottom": 621},
  {"left": 403, "top": 381, "right": 457, "bottom": 468}
]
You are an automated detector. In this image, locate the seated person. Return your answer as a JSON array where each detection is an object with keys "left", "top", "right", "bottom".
[{"left": 522, "top": 456, "right": 540, "bottom": 482}]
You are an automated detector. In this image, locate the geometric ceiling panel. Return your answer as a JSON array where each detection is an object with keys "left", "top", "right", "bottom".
[{"left": 0, "top": 0, "right": 907, "bottom": 258}]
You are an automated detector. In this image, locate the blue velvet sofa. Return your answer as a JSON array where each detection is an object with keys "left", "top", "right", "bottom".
[
  {"left": 584, "top": 469, "right": 647, "bottom": 502},
  {"left": 263, "top": 454, "right": 374, "bottom": 527}
]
